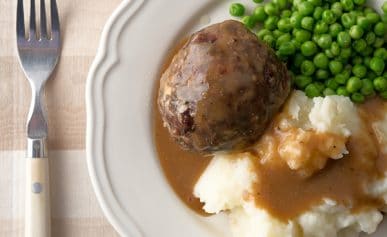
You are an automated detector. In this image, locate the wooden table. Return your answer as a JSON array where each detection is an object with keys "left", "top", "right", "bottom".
[{"left": 0, "top": 0, "right": 121, "bottom": 236}]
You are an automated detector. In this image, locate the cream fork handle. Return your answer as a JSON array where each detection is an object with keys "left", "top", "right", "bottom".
[{"left": 25, "top": 157, "right": 51, "bottom": 237}]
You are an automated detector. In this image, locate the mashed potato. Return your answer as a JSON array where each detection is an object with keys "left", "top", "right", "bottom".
[{"left": 194, "top": 91, "right": 387, "bottom": 237}]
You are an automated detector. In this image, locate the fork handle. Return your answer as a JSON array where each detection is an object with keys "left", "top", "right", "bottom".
[{"left": 25, "top": 157, "right": 51, "bottom": 237}]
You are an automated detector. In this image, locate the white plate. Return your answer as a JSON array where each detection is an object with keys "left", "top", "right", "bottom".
[{"left": 86, "top": 0, "right": 387, "bottom": 236}]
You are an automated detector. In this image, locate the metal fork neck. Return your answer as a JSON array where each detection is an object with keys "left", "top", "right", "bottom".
[
  {"left": 27, "top": 138, "right": 47, "bottom": 158},
  {"left": 26, "top": 81, "right": 48, "bottom": 158}
]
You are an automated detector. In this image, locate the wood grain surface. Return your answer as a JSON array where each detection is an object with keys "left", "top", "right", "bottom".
[{"left": 0, "top": 0, "right": 122, "bottom": 236}]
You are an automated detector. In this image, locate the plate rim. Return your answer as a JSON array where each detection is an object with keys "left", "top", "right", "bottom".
[
  {"left": 85, "top": 0, "right": 145, "bottom": 236},
  {"left": 85, "top": 0, "right": 387, "bottom": 236}
]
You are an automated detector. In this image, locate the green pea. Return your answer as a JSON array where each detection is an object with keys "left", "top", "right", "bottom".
[
  {"left": 305, "top": 84, "right": 322, "bottom": 97},
  {"left": 264, "top": 3, "right": 280, "bottom": 16},
  {"left": 322, "top": 10, "right": 336, "bottom": 24},
  {"left": 347, "top": 76, "right": 363, "bottom": 92},
  {"left": 337, "top": 31, "right": 352, "bottom": 48},
  {"left": 331, "top": 2, "right": 343, "bottom": 17},
  {"left": 264, "top": 16, "right": 279, "bottom": 30},
  {"left": 353, "top": 39, "right": 367, "bottom": 53},
  {"left": 329, "top": 23, "right": 343, "bottom": 37},
  {"left": 301, "top": 16, "right": 315, "bottom": 31},
  {"left": 352, "top": 56, "right": 362, "bottom": 65},
  {"left": 312, "top": 34, "right": 320, "bottom": 44},
  {"left": 293, "top": 53, "right": 306, "bottom": 67},
  {"left": 337, "top": 86, "right": 350, "bottom": 96},
  {"left": 242, "top": 16, "right": 257, "bottom": 29},
  {"left": 374, "top": 48, "right": 387, "bottom": 60},
  {"left": 301, "top": 41, "right": 318, "bottom": 56},
  {"left": 349, "top": 25, "right": 364, "bottom": 39},
  {"left": 291, "top": 39, "right": 301, "bottom": 49},
  {"left": 229, "top": 3, "right": 245, "bottom": 17},
  {"left": 352, "top": 64, "right": 367, "bottom": 78},
  {"left": 341, "top": 13, "right": 356, "bottom": 28},
  {"left": 374, "top": 22, "right": 385, "bottom": 36},
  {"left": 263, "top": 35, "right": 276, "bottom": 48},
  {"left": 350, "top": 10, "right": 363, "bottom": 18},
  {"left": 273, "top": 0, "right": 288, "bottom": 10},
  {"left": 307, "top": 0, "right": 322, "bottom": 6},
  {"left": 301, "top": 60, "right": 316, "bottom": 76},
  {"left": 273, "top": 29, "right": 285, "bottom": 38},
  {"left": 382, "top": 2, "right": 387, "bottom": 14},
  {"left": 276, "top": 33, "right": 292, "bottom": 48},
  {"left": 366, "top": 13, "right": 380, "bottom": 24},
  {"left": 365, "top": 32, "right": 376, "bottom": 45},
  {"left": 324, "top": 88, "right": 336, "bottom": 96},
  {"left": 374, "top": 77, "right": 387, "bottom": 91},
  {"left": 314, "top": 21, "right": 329, "bottom": 34},
  {"left": 326, "top": 79, "right": 339, "bottom": 90},
  {"left": 370, "top": 57, "right": 385, "bottom": 75},
  {"left": 329, "top": 44, "right": 339, "bottom": 58},
  {"left": 295, "top": 75, "right": 313, "bottom": 88},
  {"left": 315, "top": 82, "right": 325, "bottom": 91},
  {"left": 356, "top": 16, "right": 370, "bottom": 30},
  {"left": 340, "top": 48, "right": 352, "bottom": 60},
  {"left": 361, "top": 79, "right": 375, "bottom": 96},
  {"left": 329, "top": 60, "right": 344, "bottom": 74},
  {"left": 316, "top": 69, "right": 330, "bottom": 80},
  {"left": 373, "top": 37, "right": 385, "bottom": 48},
  {"left": 278, "top": 42, "right": 296, "bottom": 55},
  {"left": 281, "top": 10, "right": 292, "bottom": 18},
  {"left": 291, "top": 13, "right": 303, "bottom": 28},
  {"left": 253, "top": 6, "right": 268, "bottom": 22},
  {"left": 341, "top": 0, "right": 354, "bottom": 11},
  {"left": 298, "top": 2, "right": 315, "bottom": 16},
  {"left": 364, "top": 57, "right": 371, "bottom": 68},
  {"left": 335, "top": 73, "right": 349, "bottom": 84},
  {"left": 351, "top": 93, "right": 365, "bottom": 103},
  {"left": 325, "top": 49, "right": 335, "bottom": 59},
  {"left": 257, "top": 29, "right": 272, "bottom": 39},
  {"left": 294, "top": 29, "right": 312, "bottom": 43},
  {"left": 277, "top": 18, "right": 293, "bottom": 32},
  {"left": 313, "top": 6, "right": 324, "bottom": 20},
  {"left": 317, "top": 34, "right": 332, "bottom": 49},
  {"left": 313, "top": 53, "right": 329, "bottom": 69}
]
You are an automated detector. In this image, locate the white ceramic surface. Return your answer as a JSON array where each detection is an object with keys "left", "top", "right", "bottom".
[{"left": 86, "top": 0, "right": 387, "bottom": 236}]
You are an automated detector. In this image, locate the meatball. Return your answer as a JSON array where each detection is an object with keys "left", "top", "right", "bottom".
[{"left": 158, "top": 20, "right": 291, "bottom": 153}]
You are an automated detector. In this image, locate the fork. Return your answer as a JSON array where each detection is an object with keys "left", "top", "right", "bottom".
[{"left": 16, "top": 0, "right": 60, "bottom": 236}]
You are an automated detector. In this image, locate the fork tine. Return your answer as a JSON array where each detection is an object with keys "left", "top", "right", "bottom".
[
  {"left": 16, "top": 0, "right": 25, "bottom": 40},
  {"left": 29, "top": 0, "right": 37, "bottom": 40},
  {"left": 40, "top": 0, "right": 47, "bottom": 39},
  {"left": 50, "top": 0, "right": 60, "bottom": 40}
]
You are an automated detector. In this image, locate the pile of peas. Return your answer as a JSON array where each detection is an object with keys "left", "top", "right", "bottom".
[{"left": 229, "top": 0, "right": 387, "bottom": 102}]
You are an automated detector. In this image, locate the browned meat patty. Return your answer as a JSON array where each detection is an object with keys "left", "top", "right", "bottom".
[{"left": 158, "top": 20, "right": 291, "bottom": 153}]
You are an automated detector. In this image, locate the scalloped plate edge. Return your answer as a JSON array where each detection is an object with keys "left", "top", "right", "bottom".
[{"left": 86, "top": 0, "right": 145, "bottom": 236}]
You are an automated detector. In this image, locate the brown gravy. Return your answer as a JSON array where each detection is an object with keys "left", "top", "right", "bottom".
[
  {"left": 154, "top": 110, "right": 211, "bottom": 215},
  {"left": 154, "top": 95, "right": 387, "bottom": 220}
]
